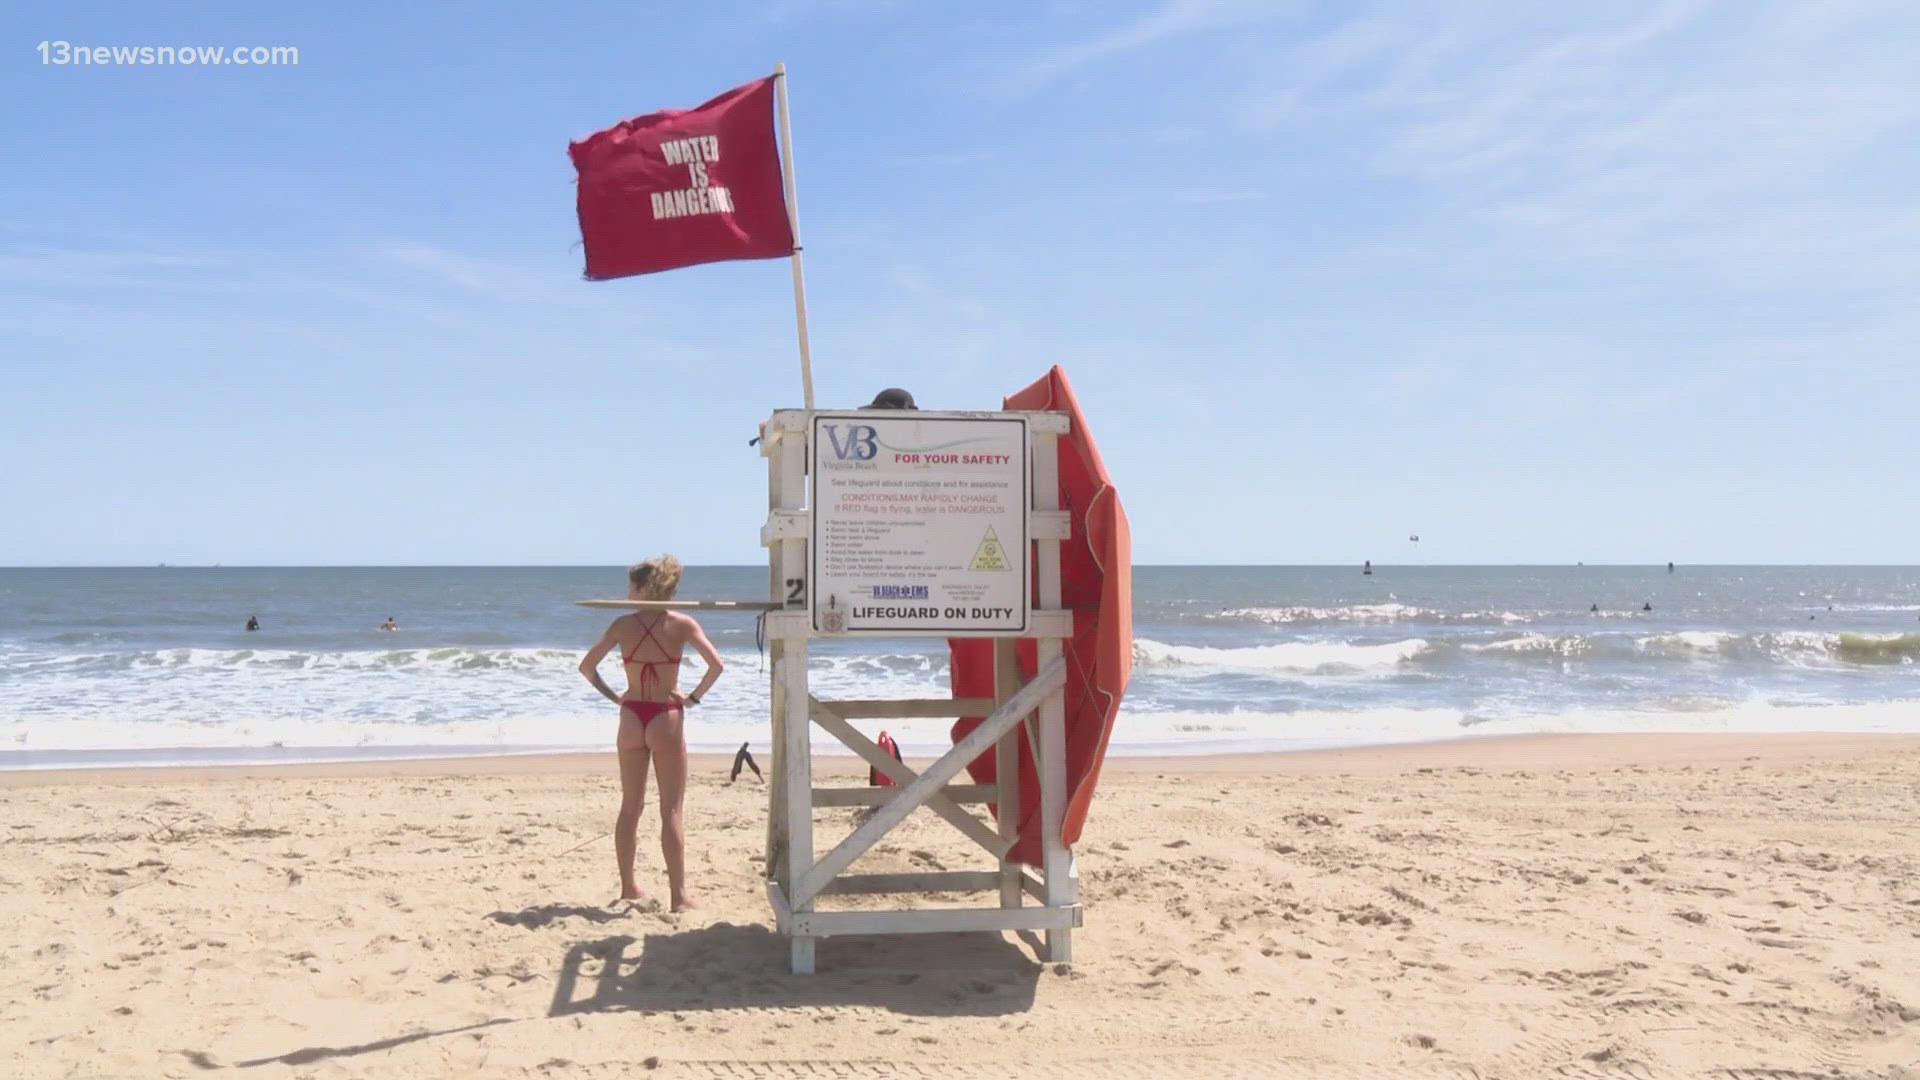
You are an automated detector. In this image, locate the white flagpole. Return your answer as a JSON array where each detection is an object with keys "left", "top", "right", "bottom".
[{"left": 773, "top": 63, "right": 815, "bottom": 410}]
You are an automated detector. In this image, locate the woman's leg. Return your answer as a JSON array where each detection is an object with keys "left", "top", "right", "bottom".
[
  {"left": 646, "top": 708, "right": 694, "bottom": 910},
  {"left": 615, "top": 711, "right": 652, "bottom": 900}
]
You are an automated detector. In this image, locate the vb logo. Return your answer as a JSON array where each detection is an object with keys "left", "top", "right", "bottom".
[{"left": 821, "top": 424, "right": 878, "bottom": 460}]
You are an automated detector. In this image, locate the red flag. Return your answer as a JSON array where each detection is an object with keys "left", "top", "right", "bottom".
[{"left": 569, "top": 76, "right": 795, "bottom": 280}]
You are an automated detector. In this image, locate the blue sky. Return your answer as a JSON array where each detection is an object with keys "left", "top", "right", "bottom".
[{"left": 3, "top": 0, "right": 1916, "bottom": 566}]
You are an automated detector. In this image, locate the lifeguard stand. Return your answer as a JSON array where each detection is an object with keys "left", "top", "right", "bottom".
[{"left": 757, "top": 407, "right": 1080, "bottom": 975}]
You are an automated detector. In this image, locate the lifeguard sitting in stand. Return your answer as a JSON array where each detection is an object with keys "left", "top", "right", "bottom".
[{"left": 578, "top": 556, "right": 724, "bottom": 911}]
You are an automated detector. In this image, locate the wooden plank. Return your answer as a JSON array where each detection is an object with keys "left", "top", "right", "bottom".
[
  {"left": 766, "top": 639, "right": 787, "bottom": 880},
  {"left": 777, "top": 429, "right": 808, "bottom": 617},
  {"left": 1032, "top": 429, "right": 1075, "bottom": 964},
  {"left": 575, "top": 599, "right": 782, "bottom": 610},
  {"left": 1029, "top": 509, "right": 1072, "bottom": 541},
  {"left": 790, "top": 658, "right": 1066, "bottom": 908},
  {"left": 808, "top": 703, "right": 1009, "bottom": 857},
  {"left": 826, "top": 697, "right": 995, "bottom": 719},
  {"left": 765, "top": 431, "right": 788, "bottom": 878},
  {"left": 1021, "top": 869, "right": 1046, "bottom": 903},
  {"left": 776, "top": 421, "right": 816, "bottom": 977},
  {"left": 815, "top": 871, "right": 999, "bottom": 896},
  {"left": 792, "top": 904, "right": 1081, "bottom": 938},
  {"left": 773, "top": 408, "right": 1061, "bottom": 432},
  {"left": 811, "top": 784, "right": 994, "bottom": 808},
  {"left": 765, "top": 879, "right": 792, "bottom": 931},
  {"left": 765, "top": 409, "right": 809, "bottom": 433},
  {"left": 780, "top": 653, "right": 814, "bottom": 895},
  {"left": 763, "top": 608, "right": 1072, "bottom": 641},
  {"left": 759, "top": 509, "right": 808, "bottom": 546},
  {"left": 994, "top": 637, "right": 1025, "bottom": 910}
]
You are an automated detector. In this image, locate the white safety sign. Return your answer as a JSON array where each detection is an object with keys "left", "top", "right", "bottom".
[{"left": 810, "top": 412, "right": 1029, "bottom": 634}]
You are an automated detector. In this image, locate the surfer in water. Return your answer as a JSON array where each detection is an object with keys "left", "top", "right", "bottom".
[
  {"left": 578, "top": 556, "right": 724, "bottom": 911},
  {"left": 245, "top": 615, "right": 259, "bottom": 632}
]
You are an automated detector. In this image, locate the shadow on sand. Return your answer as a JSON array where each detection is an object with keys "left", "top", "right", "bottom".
[
  {"left": 487, "top": 903, "right": 640, "bottom": 929},
  {"left": 548, "top": 921, "right": 1043, "bottom": 1018},
  {"left": 218, "top": 1019, "right": 516, "bottom": 1068}
]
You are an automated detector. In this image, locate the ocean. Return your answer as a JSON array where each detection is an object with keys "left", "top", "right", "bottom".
[{"left": 2, "top": 565, "right": 1917, "bottom": 770}]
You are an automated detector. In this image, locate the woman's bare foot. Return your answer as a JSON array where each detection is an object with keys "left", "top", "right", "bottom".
[
  {"left": 620, "top": 884, "right": 648, "bottom": 902},
  {"left": 670, "top": 893, "right": 698, "bottom": 912}
]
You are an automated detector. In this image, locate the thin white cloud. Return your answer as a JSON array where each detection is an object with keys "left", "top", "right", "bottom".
[
  {"left": 1232, "top": 0, "right": 1920, "bottom": 304},
  {"left": 0, "top": 246, "right": 227, "bottom": 286},
  {"left": 888, "top": 149, "right": 1000, "bottom": 169},
  {"left": 363, "top": 240, "right": 599, "bottom": 311},
  {"left": 1169, "top": 188, "right": 1266, "bottom": 204},
  {"left": 1017, "top": 0, "right": 1294, "bottom": 87},
  {"left": 0, "top": 237, "right": 602, "bottom": 343},
  {"left": 747, "top": 0, "right": 908, "bottom": 27}
]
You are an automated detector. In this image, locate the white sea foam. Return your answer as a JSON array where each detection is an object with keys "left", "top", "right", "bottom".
[
  {"left": 8, "top": 689, "right": 1920, "bottom": 770},
  {"left": 1104, "top": 697, "right": 1920, "bottom": 753},
  {"left": 1627, "top": 631, "right": 1919, "bottom": 666},
  {"left": 1209, "top": 604, "right": 1528, "bottom": 625},
  {"left": 0, "top": 644, "right": 949, "bottom": 760},
  {"left": 1131, "top": 637, "right": 1431, "bottom": 674},
  {"left": 6, "top": 623, "right": 1918, "bottom": 770},
  {"left": 1635, "top": 631, "right": 1741, "bottom": 656},
  {"left": 1465, "top": 634, "right": 1591, "bottom": 658}
]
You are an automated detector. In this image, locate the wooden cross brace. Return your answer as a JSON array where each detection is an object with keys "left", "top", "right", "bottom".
[
  {"left": 790, "top": 656, "right": 1067, "bottom": 909},
  {"left": 807, "top": 703, "right": 1009, "bottom": 859}
]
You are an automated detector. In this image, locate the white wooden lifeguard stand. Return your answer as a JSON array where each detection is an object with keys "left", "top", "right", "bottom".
[{"left": 757, "top": 407, "right": 1080, "bottom": 975}]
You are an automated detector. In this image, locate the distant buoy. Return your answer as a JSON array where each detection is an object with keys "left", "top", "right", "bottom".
[{"left": 1363, "top": 560, "right": 1373, "bottom": 576}]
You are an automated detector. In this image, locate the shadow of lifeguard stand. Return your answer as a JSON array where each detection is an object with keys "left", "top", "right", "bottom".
[{"left": 757, "top": 407, "right": 1080, "bottom": 975}]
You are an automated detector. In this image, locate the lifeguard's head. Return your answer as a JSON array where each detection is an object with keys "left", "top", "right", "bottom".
[
  {"left": 865, "top": 388, "right": 917, "bottom": 409},
  {"left": 628, "top": 555, "right": 683, "bottom": 601}
]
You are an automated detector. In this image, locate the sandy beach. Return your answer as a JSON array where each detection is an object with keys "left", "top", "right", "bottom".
[{"left": 5, "top": 733, "right": 1918, "bottom": 1079}]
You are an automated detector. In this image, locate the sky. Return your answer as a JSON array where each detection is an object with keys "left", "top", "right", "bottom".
[{"left": 3, "top": 0, "right": 1917, "bottom": 566}]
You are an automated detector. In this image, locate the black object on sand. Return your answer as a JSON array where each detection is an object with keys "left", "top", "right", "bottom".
[{"left": 730, "top": 743, "right": 762, "bottom": 783}]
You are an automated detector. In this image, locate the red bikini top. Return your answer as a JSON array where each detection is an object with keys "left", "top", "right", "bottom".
[{"left": 621, "top": 614, "right": 682, "bottom": 693}]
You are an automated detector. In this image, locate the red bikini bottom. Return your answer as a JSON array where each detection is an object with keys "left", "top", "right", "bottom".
[{"left": 621, "top": 699, "right": 677, "bottom": 729}]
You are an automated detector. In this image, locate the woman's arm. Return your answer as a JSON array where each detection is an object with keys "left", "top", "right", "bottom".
[
  {"left": 679, "top": 615, "right": 725, "bottom": 704},
  {"left": 578, "top": 620, "right": 622, "bottom": 705}
]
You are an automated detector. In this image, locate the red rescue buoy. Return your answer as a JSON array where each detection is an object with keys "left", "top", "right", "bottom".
[{"left": 870, "top": 730, "right": 902, "bottom": 786}]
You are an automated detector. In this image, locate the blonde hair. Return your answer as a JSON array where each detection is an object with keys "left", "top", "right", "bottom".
[{"left": 627, "top": 555, "right": 683, "bottom": 600}]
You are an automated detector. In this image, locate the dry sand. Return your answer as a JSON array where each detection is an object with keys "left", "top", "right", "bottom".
[{"left": 4, "top": 734, "right": 1918, "bottom": 1078}]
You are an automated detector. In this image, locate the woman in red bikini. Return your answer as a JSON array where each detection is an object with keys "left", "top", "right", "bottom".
[{"left": 578, "top": 556, "right": 724, "bottom": 911}]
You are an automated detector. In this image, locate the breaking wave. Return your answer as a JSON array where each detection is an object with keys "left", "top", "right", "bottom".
[
  {"left": 1205, "top": 604, "right": 1529, "bottom": 625},
  {"left": 1138, "top": 631, "right": 1920, "bottom": 673},
  {"left": 1132, "top": 637, "right": 1431, "bottom": 674},
  {"left": 1835, "top": 632, "right": 1920, "bottom": 664}
]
